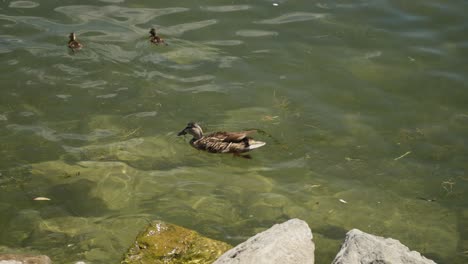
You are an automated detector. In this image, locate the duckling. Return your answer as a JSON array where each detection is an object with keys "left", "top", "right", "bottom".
[
  {"left": 68, "top": 32, "right": 83, "bottom": 52},
  {"left": 177, "top": 122, "right": 266, "bottom": 156},
  {"left": 149, "top": 28, "right": 168, "bottom": 46}
]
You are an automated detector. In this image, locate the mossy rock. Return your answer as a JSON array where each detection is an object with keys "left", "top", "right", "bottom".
[{"left": 122, "top": 220, "right": 232, "bottom": 264}]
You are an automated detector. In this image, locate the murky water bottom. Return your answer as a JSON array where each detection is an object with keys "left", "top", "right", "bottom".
[{"left": 1, "top": 0, "right": 468, "bottom": 263}]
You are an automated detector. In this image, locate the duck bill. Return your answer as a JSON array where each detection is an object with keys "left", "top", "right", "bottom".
[{"left": 177, "top": 129, "right": 187, "bottom": 136}]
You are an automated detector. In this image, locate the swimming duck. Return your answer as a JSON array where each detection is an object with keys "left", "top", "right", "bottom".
[
  {"left": 177, "top": 122, "right": 266, "bottom": 156},
  {"left": 68, "top": 32, "right": 83, "bottom": 52},
  {"left": 149, "top": 28, "right": 168, "bottom": 46}
]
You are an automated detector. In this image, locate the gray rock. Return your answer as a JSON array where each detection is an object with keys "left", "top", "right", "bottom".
[
  {"left": 0, "top": 254, "right": 52, "bottom": 264},
  {"left": 214, "top": 218, "right": 314, "bottom": 264},
  {"left": 332, "top": 229, "right": 436, "bottom": 264}
]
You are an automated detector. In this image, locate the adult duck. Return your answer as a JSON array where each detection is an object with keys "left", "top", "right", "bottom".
[{"left": 177, "top": 122, "right": 266, "bottom": 156}]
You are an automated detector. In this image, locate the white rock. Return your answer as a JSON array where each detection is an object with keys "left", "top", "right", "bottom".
[
  {"left": 332, "top": 229, "right": 437, "bottom": 264},
  {"left": 0, "top": 254, "right": 51, "bottom": 264},
  {"left": 214, "top": 218, "right": 314, "bottom": 264}
]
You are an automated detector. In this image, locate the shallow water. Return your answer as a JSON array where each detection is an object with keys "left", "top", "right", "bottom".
[{"left": 1, "top": 0, "right": 467, "bottom": 263}]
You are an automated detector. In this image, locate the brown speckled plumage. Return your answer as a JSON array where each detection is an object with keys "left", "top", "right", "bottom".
[
  {"left": 149, "top": 28, "right": 168, "bottom": 46},
  {"left": 177, "top": 122, "right": 266, "bottom": 154},
  {"left": 68, "top": 32, "right": 83, "bottom": 52}
]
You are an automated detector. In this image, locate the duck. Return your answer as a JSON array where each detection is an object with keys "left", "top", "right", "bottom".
[
  {"left": 149, "top": 28, "right": 168, "bottom": 46},
  {"left": 68, "top": 32, "right": 83, "bottom": 52},
  {"left": 177, "top": 122, "right": 266, "bottom": 157}
]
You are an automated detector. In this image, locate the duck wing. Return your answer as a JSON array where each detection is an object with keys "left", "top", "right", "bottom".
[
  {"left": 192, "top": 130, "right": 265, "bottom": 153},
  {"left": 68, "top": 40, "right": 82, "bottom": 50},
  {"left": 207, "top": 130, "right": 257, "bottom": 143}
]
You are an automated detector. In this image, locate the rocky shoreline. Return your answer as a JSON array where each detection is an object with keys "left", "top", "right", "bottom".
[{"left": 0, "top": 218, "right": 437, "bottom": 264}]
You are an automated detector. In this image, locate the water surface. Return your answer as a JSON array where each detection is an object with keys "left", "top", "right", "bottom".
[{"left": 1, "top": 0, "right": 467, "bottom": 263}]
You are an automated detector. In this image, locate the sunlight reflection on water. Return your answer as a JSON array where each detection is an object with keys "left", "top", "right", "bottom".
[{"left": 0, "top": 0, "right": 467, "bottom": 263}]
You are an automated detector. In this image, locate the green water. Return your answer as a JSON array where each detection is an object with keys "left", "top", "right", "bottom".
[{"left": 1, "top": 0, "right": 467, "bottom": 263}]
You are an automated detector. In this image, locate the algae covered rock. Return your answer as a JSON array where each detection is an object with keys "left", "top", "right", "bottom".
[{"left": 122, "top": 220, "right": 232, "bottom": 264}]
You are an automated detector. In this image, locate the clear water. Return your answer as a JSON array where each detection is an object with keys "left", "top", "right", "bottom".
[{"left": 1, "top": 0, "right": 467, "bottom": 263}]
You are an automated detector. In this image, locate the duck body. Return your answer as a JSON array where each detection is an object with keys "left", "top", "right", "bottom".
[
  {"left": 68, "top": 32, "right": 82, "bottom": 52},
  {"left": 178, "top": 122, "right": 266, "bottom": 154},
  {"left": 149, "top": 28, "right": 168, "bottom": 46},
  {"left": 150, "top": 35, "right": 166, "bottom": 45}
]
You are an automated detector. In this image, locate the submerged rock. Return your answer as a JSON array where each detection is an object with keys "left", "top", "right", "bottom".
[
  {"left": 0, "top": 254, "right": 51, "bottom": 264},
  {"left": 332, "top": 229, "right": 436, "bottom": 264},
  {"left": 214, "top": 218, "right": 314, "bottom": 264},
  {"left": 121, "top": 220, "right": 232, "bottom": 264}
]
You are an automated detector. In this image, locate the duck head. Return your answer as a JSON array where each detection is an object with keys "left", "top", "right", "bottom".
[
  {"left": 69, "top": 32, "right": 77, "bottom": 41},
  {"left": 177, "top": 122, "right": 203, "bottom": 139},
  {"left": 149, "top": 28, "right": 156, "bottom": 36}
]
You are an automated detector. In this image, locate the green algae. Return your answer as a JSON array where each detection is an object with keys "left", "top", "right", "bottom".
[
  {"left": 26, "top": 153, "right": 461, "bottom": 263},
  {"left": 302, "top": 187, "right": 458, "bottom": 261},
  {"left": 122, "top": 220, "right": 231, "bottom": 264},
  {"left": 61, "top": 135, "right": 186, "bottom": 170},
  {"left": 247, "top": 192, "right": 293, "bottom": 222},
  {"left": 34, "top": 215, "right": 150, "bottom": 263},
  {"left": 191, "top": 196, "right": 240, "bottom": 224}
]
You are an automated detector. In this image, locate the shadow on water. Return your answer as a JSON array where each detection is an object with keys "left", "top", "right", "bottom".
[
  {"left": 46, "top": 179, "right": 112, "bottom": 217},
  {"left": 315, "top": 225, "right": 348, "bottom": 240}
]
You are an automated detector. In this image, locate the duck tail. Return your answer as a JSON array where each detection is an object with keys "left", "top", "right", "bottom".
[{"left": 247, "top": 140, "right": 266, "bottom": 150}]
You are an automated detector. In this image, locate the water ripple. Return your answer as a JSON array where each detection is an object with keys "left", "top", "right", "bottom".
[
  {"left": 96, "top": 93, "right": 118, "bottom": 99},
  {"left": 203, "top": 40, "right": 244, "bottom": 46},
  {"left": 99, "top": 0, "right": 125, "bottom": 3},
  {"left": 54, "top": 5, "right": 188, "bottom": 26},
  {"left": 124, "top": 111, "right": 157, "bottom": 118},
  {"left": 20, "top": 67, "right": 61, "bottom": 85},
  {"left": 0, "top": 14, "right": 72, "bottom": 34},
  {"left": 7, "top": 124, "right": 60, "bottom": 142},
  {"left": 165, "top": 19, "right": 218, "bottom": 36},
  {"left": 236, "top": 30, "right": 278, "bottom": 37},
  {"left": 56, "top": 94, "right": 72, "bottom": 100},
  {"left": 92, "top": 43, "right": 138, "bottom": 63},
  {"left": 1, "top": 2, "right": 466, "bottom": 264},
  {"left": 0, "top": 35, "right": 23, "bottom": 53},
  {"left": 256, "top": 12, "right": 327, "bottom": 24},
  {"left": 7, "top": 124, "right": 116, "bottom": 142},
  {"left": 178, "top": 84, "right": 223, "bottom": 93},
  {"left": 54, "top": 64, "right": 89, "bottom": 76},
  {"left": 200, "top": 5, "right": 251, "bottom": 12},
  {"left": 8, "top": 1, "right": 39, "bottom": 9},
  {"left": 364, "top": 51, "right": 382, "bottom": 59},
  {"left": 218, "top": 56, "right": 239, "bottom": 68},
  {"left": 162, "top": 46, "right": 221, "bottom": 64},
  {"left": 70, "top": 80, "right": 107, "bottom": 89},
  {"left": 133, "top": 69, "right": 214, "bottom": 83}
]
